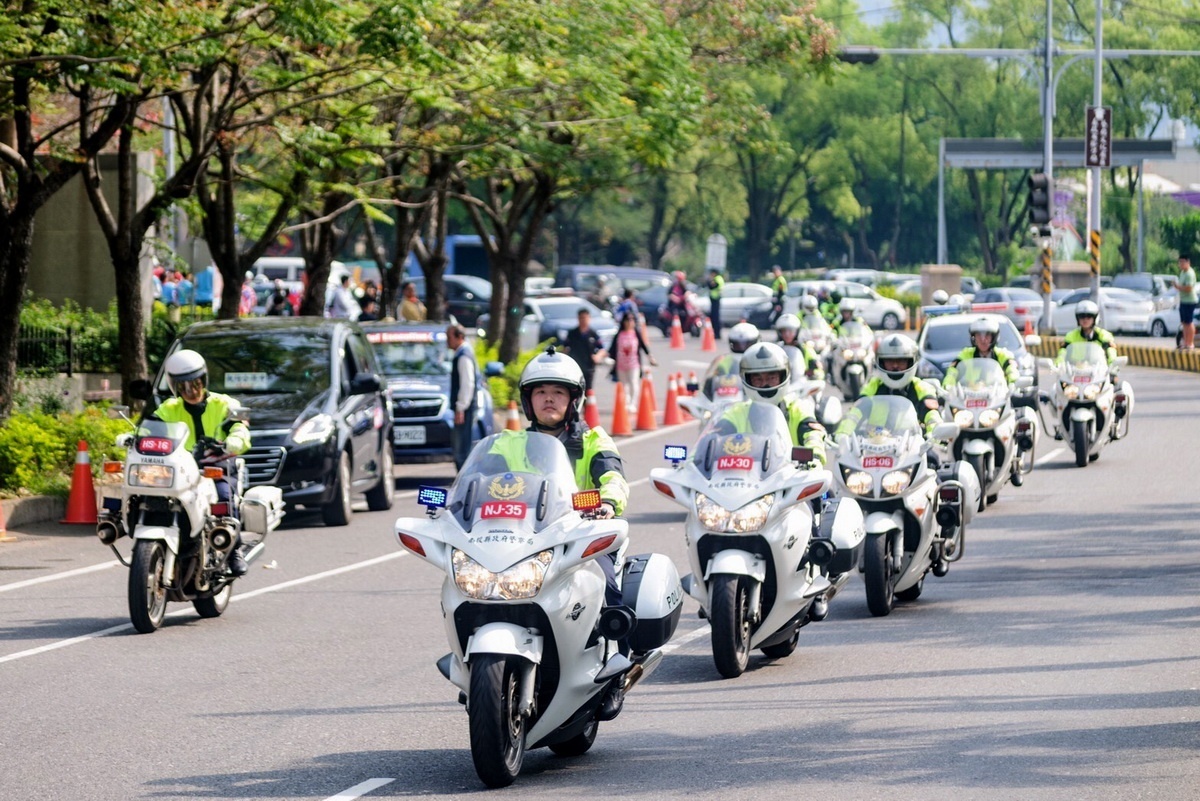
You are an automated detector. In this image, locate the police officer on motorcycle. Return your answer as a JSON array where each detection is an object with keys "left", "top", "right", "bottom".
[
  {"left": 832, "top": 298, "right": 865, "bottom": 336},
  {"left": 835, "top": 334, "right": 942, "bottom": 437},
  {"left": 774, "top": 313, "right": 825, "bottom": 381},
  {"left": 152, "top": 350, "right": 252, "bottom": 575},
  {"left": 1057, "top": 299, "right": 1118, "bottom": 366},
  {"left": 942, "top": 317, "right": 1019, "bottom": 387}
]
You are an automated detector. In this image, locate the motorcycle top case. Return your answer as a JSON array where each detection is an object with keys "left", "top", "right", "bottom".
[
  {"left": 240, "top": 485, "right": 284, "bottom": 534},
  {"left": 620, "top": 553, "right": 684, "bottom": 653},
  {"left": 817, "top": 498, "right": 866, "bottom": 576}
]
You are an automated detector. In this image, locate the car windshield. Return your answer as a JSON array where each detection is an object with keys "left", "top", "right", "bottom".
[
  {"left": 449, "top": 430, "right": 578, "bottom": 533},
  {"left": 1005, "top": 288, "right": 1042, "bottom": 301},
  {"left": 922, "top": 319, "right": 1022, "bottom": 353},
  {"left": 367, "top": 331, "right": 450, "bottom": 376},
  {"left": 174, "top": 331, "right": 331, "bottom": 397},
  {"left": 537, "top": 299, "right": 597, "bottom": 321}
]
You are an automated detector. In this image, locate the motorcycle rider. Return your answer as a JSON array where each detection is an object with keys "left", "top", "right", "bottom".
[
  {"left": 727, "top": 321, "right": 761, "bottom": 355},
  {"left": 834, "top": 334, "right": 942, "bottom": 438},
  {"left": 769, "top": 265, "right": 787, "bottom": 324},
  {"left": 667, "top": 270, "right": 690, "bottom": 322},
  {"left": 774, "top": 313, "right": 825, "bottom": 380},
  {"left": 1056, "top": 299, "right": 1118, "bottom": 366},
  {"left": 151, "top": 349, "right": 252, "bottom": 576},
  {"left": 832, "top": 298, "right": 865, "bottom": 336},
  {"left": 820, "top": 289, "right": 842, "bottom": 326},
  {"left": 942, "top": 317, "right": 1019, "bottom": 387}
]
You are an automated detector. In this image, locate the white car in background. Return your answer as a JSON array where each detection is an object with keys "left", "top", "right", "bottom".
[
  {"left": 1051, "top": 287, "right": 1155, "bottom": 335},
  {"left": 783, "top": 280, "right": 909, "bottom": 330}
]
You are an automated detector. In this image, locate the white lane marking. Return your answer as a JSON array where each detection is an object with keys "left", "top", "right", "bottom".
[
  {"left": 0, "top": 552, "right": 408, "bottom": 665},
  {"left": 1035, "top": 447, "right": 1064, "bottom": 465},
  {"left": 0, "top": 560, "right": 119, "bottom": 593},
  {"left": 323, "top": 778, "right": 395, "bottom": 800},
  {"left": 660, "top": 624, "right": 708, "bottom": 654}
]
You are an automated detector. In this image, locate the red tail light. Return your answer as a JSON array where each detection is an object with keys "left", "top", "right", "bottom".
[
  {"left": 1013, "top": 306, "right": 1028, "bottom": 315},
  {"left": 210, "top": 502, "right": 230, "bottom": 516}
]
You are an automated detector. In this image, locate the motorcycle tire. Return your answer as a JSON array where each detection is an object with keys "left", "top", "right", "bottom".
[
  {"left": 1073, "top": 422, "right": 1088, "bottom": 468},
  {"left": 322, "top": 450, "right": 354, "bottom": 526},
  {"left": 760, "top": 627, "right": 800, "bottom": 659},
  {"left": 548, "top": 719, "right": 598, "bottom": 757},
  {"left": 364, "top": 446, "right": 394, "bottom": 512},
  {"left": 895, "top": 576, "right": 923, "bottom": 602},
  {"left": 193, "top": 582, "right": 232, "bottom": 619},
  {"left": 468, "top": 654, "right": 527, "bottom": 788},
  {"left": 863, "top": 534, "right": 896, "bottom": 617},
  {"left": 128, "top": 540, "right": 168, "bottom": 634},
  {"left": 965, "top": 452, "right": 989, "bottom": 512},
  {"left": 710, "top": 574, "right": 752, "bottom": 678}
]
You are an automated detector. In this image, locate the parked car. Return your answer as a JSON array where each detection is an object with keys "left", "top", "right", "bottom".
[
  {"left": 1148, "top": 305, "right": 1183, "bottom": 338},
  {"left": 477, "top": 296, "right": 617, "bottom": 353},
  {"left": 1051, "top": 287, "right": 1155, "bottom": 335},
  {"left": 783, "top": 280, "right": 909, "bottom": 330},
  {"left": 885, "top": 275, "right": 979, "bottom": 301},
  {"left": 694, "top": 281, "right": 776, "bottom": 328},
  {"left": 141, "top": 318, "right": 394, "bottom": 526},
  {"left": 970, "top": 287, "right": 1052, "bottom": 332},
  {"left": 1111, "top": 272, "right": 1175, "bottom": 311},
  {"left": 822, "top": 268, "right": 905, "bottom": 287},
  {"left": 915, "top": 312, "right": 1040, "bottom": 390},
  {"left": 408, "top": 274, "right": 492, "bottom": 326},
  {"left": 553, "top": 265, "right": 669, "bottom": 311},
  {"left": 362, "top": 322, "right": 496, "bottom": 463}
]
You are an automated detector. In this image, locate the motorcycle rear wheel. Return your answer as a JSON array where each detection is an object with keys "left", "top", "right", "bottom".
[
  {"left": 710, "top": 575, "right": 752, "bottom": 678},
  {"left": 468, "top": 654, "right": 527, "bottom": 788},
  {"left": 864, "top": 534, "right": 896, "bottom": 617},
  {"left": 1073, "top": 422, "right": 1089, "bottom": 467},
  {"left": 128, "top": 540, "right": 168, "bottom": 634},
  {"left": 193, "top": 582, "right": 232, "bottom": 618}
]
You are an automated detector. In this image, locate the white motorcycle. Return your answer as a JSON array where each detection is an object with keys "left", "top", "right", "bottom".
[
  {"left": 650, "top": 402, "right": 865, "bottom": 678},
  {"left": 681, "top": 353, "right": 745, "bottom": 424},
  {"left": 393, "top": 430, "right": 682, "bottom": 787},
  {"left": 943, "top": 358, "right": 1037, "bottom": 509},
  {"left": 1039, "top": 341, "right": 1133, "bottom": 467},
  {"left": 96, "top": 411, "right": 283, "bottom": 634},
  {"left": 831, "top": 396, "right": 980, "bottom": 617},
  {"left": 829, "top": 320, "right": 875, "bottom": 400}
]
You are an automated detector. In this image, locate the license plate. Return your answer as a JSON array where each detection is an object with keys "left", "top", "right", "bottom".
[
  {"left": 394, "top": 426, "right": 427, "bottom": 445},
  {"left": 1072, "top": 375, "right": 1091, "bottom": 385},
  {"left": 716, "top": 455, "right": 753, "bottom": 471},
  {"left": 966, "top": 398, "right": 987, "bottom": 408},
  {"left": 480, "top": 501, "right": 527, "bottom": 519},
  {"left": 863, "top": 455, "right": 894, "bottom": 469},
  {"left": 716, "top": 385, "right": 740, "bottom": 397}
]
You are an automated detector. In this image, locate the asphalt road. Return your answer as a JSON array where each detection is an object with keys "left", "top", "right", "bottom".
[{"left": 3, "top": 331, "right": 1199, "bottom": 801}]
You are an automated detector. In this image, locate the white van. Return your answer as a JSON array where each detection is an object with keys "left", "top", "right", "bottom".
[{"left": 252, "top": 257, "right": 351, "bottom": 316}]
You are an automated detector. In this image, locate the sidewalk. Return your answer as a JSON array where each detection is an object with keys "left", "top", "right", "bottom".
[{"left": 1, "top": 495, "right": 66, "bottom": 538}]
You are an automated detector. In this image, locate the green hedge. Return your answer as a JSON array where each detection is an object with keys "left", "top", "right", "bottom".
[{"left": 0, "top": 406, "right": 129, "bottom": 497}]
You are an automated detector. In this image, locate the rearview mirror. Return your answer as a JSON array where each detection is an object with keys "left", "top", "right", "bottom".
[
  {"left": 350, "top": 373, "right": 382, "bottom": 395},
  {"left": 128, "top": 379, "right": 152, "bottom": 401}
]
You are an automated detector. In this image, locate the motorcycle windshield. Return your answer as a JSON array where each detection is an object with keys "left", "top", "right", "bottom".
[
  {"left": 692, "top": 401, "right": 794, "bottom": 480},
  {"left": 448, "top": 430, "right": 578, "bottom": 534},
  {"left": 703, "top": 354, "right": 744, "bottom": 401},
  {"left": 945, "top": 358, "right": 1008, "bottom": 409},
  {"left": 1061, "top": 342, "right": 1108, "bottom": 383},
  {"left": 845, "top": 395, "right": 922, "bottom": 443},
  {"left": 836, "top": 321, "right": 871, "bottom": 347},
  {"left": 133, "top": 419, "right": 191, "bottom": 453}
]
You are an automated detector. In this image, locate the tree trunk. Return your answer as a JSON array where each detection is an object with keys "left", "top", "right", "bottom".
[{"left": 0, "top": 211, "right": 37, "bottom": 417}]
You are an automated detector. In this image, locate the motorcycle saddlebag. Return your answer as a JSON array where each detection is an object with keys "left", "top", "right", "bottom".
[
  {"left": 939, "top": 460, "right": 981, "bottom": 526},
  {"left": 241, "top": 486, "right": 285, "bottom": 534},
  {"left": 620, "top": 553, "right": 683, "bottom": 653},
  {"left": 817, "top": 498, "right": 866, "bottom": 575}
]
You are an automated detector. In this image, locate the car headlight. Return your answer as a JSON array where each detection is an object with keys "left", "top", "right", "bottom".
[
  {"left": 979, "top": 409, "right": 1000, "bottom": 428},
  {"left": 293, "top": 413, "right": 335, "bottom": 444},
  {"left": 1063, "top": 383, "right": 1080, "bottom": 400},
  {"left": 953, "top": 409, "right": 974, "bottom": 427},
  {"left": 882, "top": 468, "right": 913, "bottom": 495},
  {"left": 129, "top": 464, "right": 174, "bottom": 488},
  {"left": 1083, "top": 384, "right": 1100, "bottom": 400},
  {"left": 452, "top": 548, "right": 552, "bottom": 600},
  {"left": 843, "top": 469, "right": 873, "bottom": 496},
  {"left": 695, "top": 492, "right": 775, "bottom": 533}
]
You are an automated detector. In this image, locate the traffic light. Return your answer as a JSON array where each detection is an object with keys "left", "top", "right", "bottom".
[{"left": 1027, "top": 173, "right": 1052, "bottom": 236}]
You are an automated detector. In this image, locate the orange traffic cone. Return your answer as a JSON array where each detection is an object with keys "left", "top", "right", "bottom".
[
  {"left": 700, "top": 318, "right": 716, "bottom": 352},
  {"left": 676, "top": 373, "right": 694, "bottom": 422},
  {"left": 1024, "top": 316, "right": 1034, "bottom": 337},
  {"left": 504, "top": 400, "right": 522, "bottom": 431},
  {"left": 584, "top": 388, "right": 600, "bottom": 429},
  {"left": 61, "top": 440, "right": 98, "bottom": 524},
  {"left": 670, "top": 315, "right": 685, "bottom": 349},
  {"left": 663, "top": 374, "right": 683, "bottom": 425},
  {"left": 636, "top": 377, "right": 658, "bottom": 431},
  {"left": 641, "top": 371, "right": 657, "bottom": 413},
  {"left": 611, "top": 381, "right": 633, "bottom": 436}
]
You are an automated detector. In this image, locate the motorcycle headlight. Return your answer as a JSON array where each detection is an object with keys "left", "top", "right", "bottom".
[
  {"left": 953, "top": 409, "right": 974, "bottom": 427},
  {"left": 1083, "top": 384, "right": 1100, "bottom": 400},
  {"left": 843, "top": 469, "right": 873, "bottom": 497},
  {"left": 979, "top": 409, "right": 1000, "bottom": 428},
  {"left": 695, "top": 492, "right": 774, "bottom": 533},
  {"left": 451, "top": 548, "right": 552, "bottom": 600},
  {"left": 853, "top": 348, "right": 867, "bottom": 360},
  {"left": 293, "top": 413, "right": 335, "bottom": 444},
  {"left": 882, "top": 468, "right": 913, "bottom": 495},
  {"left": 1063, "top": 383, "right": 1080, "bottom": 400},
  {"left": 842, "top": 348, "right": 855, "bottom": 360},
  {"left": 129, "top": 464, "right": 174, "bottom": 488}
]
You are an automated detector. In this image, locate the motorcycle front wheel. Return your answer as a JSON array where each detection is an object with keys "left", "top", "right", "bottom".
[
  {"left": 1073, "top": 421, "right": 1089, "bottom": 467},
  {"left": 864, "top": 534, "right": 896, "bottom": 617},
  {"left": 710, "top": 574, "right": 752, "bottom": 678},
  {"left": 965, "top": 452, "right": 990, "bottom": 512},
  {"left": 468, "top": 654, "right": 527, "bottom": 788},
  {"left": 193, "top": 581, "right": 232, "bottom": 619},
  {"left": 128, "top": 540, "right": 168, "bottom": 633}
]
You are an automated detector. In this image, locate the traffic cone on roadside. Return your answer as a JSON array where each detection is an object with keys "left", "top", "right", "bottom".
[
  {"left": 641, "top": 371, "right": 657, "bottom": 413},
  {"left": 61, "top": 440, "right": 98, "bottom": 525},
  {"left": 676, "top": 373, "right": 694, "bottom": 422},
  {"left": 504, "top": 400, "right": 522, "bottom": 431},
  {"left": 1024, "top": 316, "right": 1034, "bottom": 337},
  {"left": 701, "top": 318, "right": 716, "bottom": 352},
  {"left": 636, "top": 377, "right": 658, "bottom": 431},
  {"left": 663, "top": 374, "right": 683, "bottom": 425},
  {"left": 584, "top": 388, "right": 600, "bottom": 429},
  {"left": 670, "top": 315, "right": 685, "bottom": 349},
  {"left": 611, "top": 382, "right": 633, "bottom": 436}
]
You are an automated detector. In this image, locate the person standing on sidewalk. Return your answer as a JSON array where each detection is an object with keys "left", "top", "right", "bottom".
[
  {"left": 447, "top": 323, "right": 478, "bottom": 471},
  {"left": 706, "top": 267, "right": 725, "bottom": 338},
  {"left": 1175, "top": 254, "right": 1197, "bottom": 350},
  {"left": 561, "top": 307, "right": 606, "bottom": 392}
]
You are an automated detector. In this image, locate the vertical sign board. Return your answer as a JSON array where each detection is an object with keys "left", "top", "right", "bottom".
[
  {"left": 1086, "top": 106, "right": 1112, "bottom": 169},
  {"left": 705, "top": 234, "right": 727, "bottom": 273}
]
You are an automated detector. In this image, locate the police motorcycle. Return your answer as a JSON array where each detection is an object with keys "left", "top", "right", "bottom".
[
  {"left": 942, "top": 358, "right": 1036, "bottom": 508},
  {"left": 650, "top": 402, "right": 865, "bottom": 678},
  {"left": 1038, "top": 341, "right": 1132, "bottom": 467},
  {"left": 393, "top": 430, "right": 682, "bottom": 787},
  {"left": 830, "top": 396, "right": 980, "bottom": 617},
  {"left": 799, "top": 310, "right": 835, "bottom": 367},
  {"left": 829, "top": 320, "right": 875, "bottom": 401},
  {"left": 96, "top": 407, "right": 283, "bottom": 634},
  {"left": 681, "top": 353, "right": 745, "bottom": 425},
  {"left": 784, "top": 347, "right": 843, "bottom": 429}
]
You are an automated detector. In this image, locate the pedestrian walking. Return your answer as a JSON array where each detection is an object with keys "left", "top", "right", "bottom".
[
  {"left": 561, "top": 307, "right": 606, "bottom": 391},
  {"left": 1175, "top": 254, "right": 1197, "bottom": 350},
  {"left": 194, "top": 264, "right": 216, "bottom": 309},
  {"left": 706, "top": 267, "right": 725, "bottom": 337},
  {"left": 612, "top": 312, "right": 655, "bottom": 412},
  {"left": 326, "top": 274, "right": 359, "bottom": 320},
  {"left": 447, "top": 323, "right": 478, "bottom": 470}
]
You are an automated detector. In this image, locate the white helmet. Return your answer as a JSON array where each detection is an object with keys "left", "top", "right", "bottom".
[
  {"left": 800, "top": 294, "right": 818, "bottom": 312},
  {"left": 164, "top": 349, "right": 208, "bottom": 399},
  {"left": 948, "top": 293, "right": 966, "bottom": 307},
  {"left": 1075, "top": 299, "right": 1100, "bottom": 322},
  {"left": 838, "top": 297, "right": 856, "bottom": 315},
  {"left": 969, "top": 317, "right": 1000, "bottom": 339},
  {"left": 728, "top": 322, "right": 761, "bottom": 354},
  {"left": 518, "top": 347, "right": 586, "bottom": 426},
  {"left": 931, "top": 289, "right": 949, "bottom": 305},
  {"left": 739, "top": 342, "right": 791, "bottom": 403},
  {"left": 874, "top": 334, "right": 919, "bottom": 390},
  {"left": 774, "top": 313, "right": 801, "bottom": 336}
]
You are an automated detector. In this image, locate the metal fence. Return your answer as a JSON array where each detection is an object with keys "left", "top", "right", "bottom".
[{"left": 16, "top": 324, "right": 74, "bottom": 376}]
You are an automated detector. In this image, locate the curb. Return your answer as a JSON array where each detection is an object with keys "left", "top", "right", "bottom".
[
  {"left": 1, "top": 495, "right": 67, "bottom": 531},
  {"left": 1029, "top": 336, "right": 1200, "bottom": 373}
]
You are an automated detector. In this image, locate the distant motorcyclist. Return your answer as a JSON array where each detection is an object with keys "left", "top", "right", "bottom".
[
  {"left": 832, "top": 298, "right": 865, "bottom": 336},
  {"left": 774, "top": 313, "right": 825, "bottom": 381},
  {"left": 1056, "top": 300, "right": 1118, "bottom": 366},
  {"left": 667, "top": 270, "right": 690, "bottom": 321},
  {"left": 769, "top": 265, "right": 787, "bottom": 324},
  {"left": 820, "top": 289, "right": 843, "bottom": 326},
  {"left": 943, "top": 317, "right": 1019, "bottom": 387},
  {"left": 152, "top": 350, "right": 252, "bottom": 575},
  {"left": 931, "top": 289, "right": 950, "bottom": 306},
  {"left": 835, "top": 334, "right": 941, "bottom": 438},
  {"left": 727, "top": 321, "right": 761, "bottom": 355}
]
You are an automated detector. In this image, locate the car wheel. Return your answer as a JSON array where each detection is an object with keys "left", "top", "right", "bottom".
[
  {"left": 1151, "top": 319, "right": 1167, "bottom": 338},
  {"left": 881, "top": 312, "right": 901, "bottom": 331},
  {"left": 365, "top": 445, "right": 394, "bottom": 512},
  {"left": 321, "top": 450, "right": 353, "bottom": 526}
]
